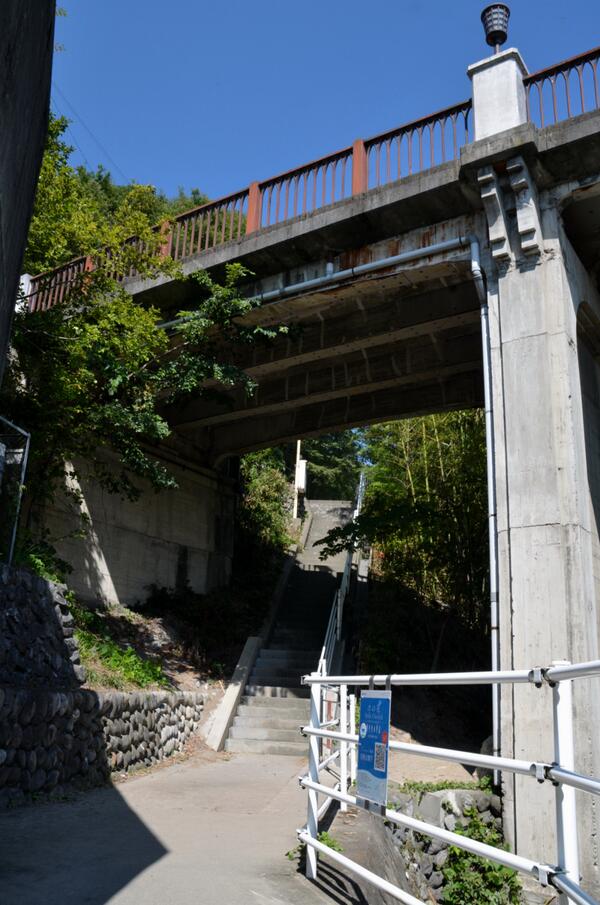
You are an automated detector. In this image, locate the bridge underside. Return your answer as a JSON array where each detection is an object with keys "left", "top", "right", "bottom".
[{"left": 167, "top": 259, "right": 483, "bottom": 463}]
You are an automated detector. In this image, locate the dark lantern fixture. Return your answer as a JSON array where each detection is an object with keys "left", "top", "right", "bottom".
[{"left": 481, "top": 4, "right": 510, "bottom": 54}]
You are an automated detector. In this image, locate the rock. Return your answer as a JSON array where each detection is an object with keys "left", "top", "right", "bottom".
[
  {"left": 429, "top": 871, "right": 444, "bottom": 889},
  {"left": 434, "top": 849, "right": 448, "bottom": 869},
  {"left": 443, "top": 813, "right": 456, "bottom": 832}
]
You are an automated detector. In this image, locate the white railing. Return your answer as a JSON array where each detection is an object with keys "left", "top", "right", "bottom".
[
  {"left": 317, "top": 472, "right": 366, "bottom": 677},
  {"left": 298, "top": 659, "right": 600, "bottom": 905}
]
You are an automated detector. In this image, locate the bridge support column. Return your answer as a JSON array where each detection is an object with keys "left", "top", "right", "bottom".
[{"left": 483, "top": 177, "right": 600, "bottom": 894}]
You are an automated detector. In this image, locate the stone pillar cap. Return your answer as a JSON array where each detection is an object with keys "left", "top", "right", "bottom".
[{"left": 468, "top": 47, "right": 529, "bottom": 79}]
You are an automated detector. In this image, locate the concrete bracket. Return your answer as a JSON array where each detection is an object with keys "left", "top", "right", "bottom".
[
  {"left": 477, "top": 166, "right": 511, "bottom": 261},
  {"left": 507, "top": 155, "right": 542, "bottom": 256}
]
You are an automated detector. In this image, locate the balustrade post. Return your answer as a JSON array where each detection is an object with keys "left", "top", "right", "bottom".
[
  {"left": 351, "top": 140, "right": 368, "bottom": 195},
  {"left": 306, "top": 675, "right": 322, "bottom": 880},
  {"left": 158, "top": 221, "right": 173, "bottom": 258},
  {"left": 349, "top": 692, "right": 357, "bottom": 784},
  {"left": 340, "top": 683, "right": 348, "bottom": 812},
  {"left": 246, "top": 182, "right": 262, "bottom": 234}
]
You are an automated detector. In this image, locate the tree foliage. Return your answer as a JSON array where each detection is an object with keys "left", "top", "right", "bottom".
[
  {"left": 317, "top": 412, "right": 489, "bottom": 629},
  {"left": 1, "top": 116, "right": 285, "bottom": 555},
  {"left": 301, "top": 431, "right": 362, "bottom": 500}
]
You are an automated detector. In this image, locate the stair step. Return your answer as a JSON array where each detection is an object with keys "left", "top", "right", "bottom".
[
  {"left": 238, "top": 697, "right": 310, "bottom": 712},
  {"left": 244, "top": 684, "right": 310, "bottom": 699},
  {"left": 254, "top": 658, "right": 317, "bottom": 672},
  {"left": 225, "top": 738, "right": 307, "bottom": 756},
  {"left": 228, "top": 726, "right": 303, "bottom": 741},
  {"left": 247, "top": 676, "right": 305, "bottom": 689},
  {"left": 250, "top": 668, "right": 306, "bottom": 681},
  {"left": 233, "top": 715, "right": 306, "bottom": 729},
  {"left": 259, "top": 648, "right": 320, "bottom": 659}
]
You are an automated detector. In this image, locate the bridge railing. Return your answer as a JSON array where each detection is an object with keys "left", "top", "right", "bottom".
[
  {"left": 364, "top": 100, "right": 471, "bottom": 190},
  {"left": 299, "top": 659, "right": 600, "bottom": 904},
  {"left": 525, "top": 45, "right": 600, "bottom": 128},
  {"left": 26, "top": 101, "right": 471, "bottom": 311}
]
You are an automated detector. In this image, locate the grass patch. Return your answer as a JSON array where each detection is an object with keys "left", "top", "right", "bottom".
[
  {"left": 72, "top": 602, "right": 171, "bottom": 690},
  {"left": 392, "top": 776, "right": 492, "bottom": 801}
]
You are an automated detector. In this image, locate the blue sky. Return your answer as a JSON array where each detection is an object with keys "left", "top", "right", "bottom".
[{"left": 53, "top": 1, "right": 598, "bottom": 200}]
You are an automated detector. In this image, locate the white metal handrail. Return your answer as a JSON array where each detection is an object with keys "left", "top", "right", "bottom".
[
  {"left": 299, "top": 657, "right": 600, "bottom": 905},
  {"left": 317, "top": 472, "right": 366, "bottom": 677}
]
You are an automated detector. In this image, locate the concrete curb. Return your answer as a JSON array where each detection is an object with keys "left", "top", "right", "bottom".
[{"left": 205, "top": 635, "right": 261, "bottom": 751}]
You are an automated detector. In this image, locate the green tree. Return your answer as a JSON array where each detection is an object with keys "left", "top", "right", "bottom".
[
  {"left": 317, "top": 412, "right": 488, "bottom": 629},
  {"left": 2, "top": 117, "right": 285, "bottom": 561},
  {"left": 301, "top": 431, "right": 362, "bottom": 499}
]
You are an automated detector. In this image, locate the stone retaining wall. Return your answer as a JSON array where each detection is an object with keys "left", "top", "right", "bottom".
[
  {"left": 0, "top": 567, "right": 84, "bottom": 687},
  {"left": 0, "top": 688, "right": 203, "bottom": 808},
  {"left": 373, "top": 788, "right": 501, "bottom": 903}
]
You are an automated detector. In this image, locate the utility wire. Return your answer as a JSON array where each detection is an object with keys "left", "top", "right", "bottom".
[
  {"left": 52, "top": 81, "right": 130, "bottom": 183},
  {"left": 50, "top": 94, "right": 91, "bottom": 166}
]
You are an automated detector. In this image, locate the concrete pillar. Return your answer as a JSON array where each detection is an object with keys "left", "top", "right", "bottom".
[
  {"left": 481, "top": 166, "right": 600, "bottom": 895},
  {"left": 468, "top": 49, "right": 528, "bottom": 140}
]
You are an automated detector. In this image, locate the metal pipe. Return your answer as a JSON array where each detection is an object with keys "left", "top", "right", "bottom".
[
  {"left": 300, "top": 777, "right": 550, "bottom": 878},
  {"left": 466, "top": 235, "right": 501, "bottom": 783},
  {"left": 545, "top": 660, "right": 600, "bottom": 682},
  {"left": 349, "top": 692, "right": 357, "bottom": 783},
  {"left": 301, "top": 726, "right": 546, "bottom": 778},
  {"left": 306, "top": 676, "right": 321, "bottom": 881},
  {"left": 302, "top": 668, "right": 533, "bottom": 686},
  {"left": 0, "top": 416, "right": 32, "bottom": 568},
  {"left": 340, "top": 683, "right": 348, "bottom": 811},
  {"left": 298, "top": 831, "right": 425, "bottom": 904},
  {"left": 158, "top": 236, "right": 470, "bottom": 331},
  {"left": 257, "top": 236, "right": 467, "bottom": 303},
  {"left": 552, "top": 662, "right": 580, "bottom": 901},
  {"left": 547, "top": 766, "right": 600, "bottom": 797},
  {"left": 552, "top": 874, "right": 599, "bottom": 905}
]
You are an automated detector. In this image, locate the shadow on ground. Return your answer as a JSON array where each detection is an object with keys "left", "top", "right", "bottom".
[{"left": 0, "top": 784, "right": 167, "bottom": 905}]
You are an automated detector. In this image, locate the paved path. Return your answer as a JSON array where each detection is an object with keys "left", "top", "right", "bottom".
[{"left": 0, "top": 750, "right": 366, "bottom": 905}]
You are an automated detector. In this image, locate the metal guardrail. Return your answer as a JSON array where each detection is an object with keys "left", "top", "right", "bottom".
[
  {"left": 525, "top": 45, "right": 600, "bottom": 128},
  {"left": 298, "top": 658, "right": 600, "bottom": 905}
]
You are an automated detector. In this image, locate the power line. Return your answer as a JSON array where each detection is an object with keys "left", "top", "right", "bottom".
[
  {"left": 52, "top": 81, "right": 130, "bottom": 183},
  {"left": 50, "top": 94, "right": 91, "bottom": 166}
]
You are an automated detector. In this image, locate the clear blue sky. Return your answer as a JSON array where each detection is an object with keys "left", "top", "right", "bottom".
[{"left": 53, "top": 1, "right": 598, "bottom": 200}]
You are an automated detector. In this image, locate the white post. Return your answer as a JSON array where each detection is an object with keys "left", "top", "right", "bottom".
[
  {"left": 306, "top": 674, "right": 321, "bottom": 880},
  {"left": 293, "top": 439, "right": 301, "bottom": 519},
  {"left": 552, "top": 661, "right": 580, "bottom": 901},
  {"left": 349, "top": 692, "right": 357, "bottom": 784},
  {"left": 467, "top": 48, "right": 528, "bottom": 141},
  {"left": 340, "top": 682, "right": 348, "bottom": 812}
]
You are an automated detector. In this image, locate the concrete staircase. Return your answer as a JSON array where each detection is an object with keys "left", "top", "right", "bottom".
[{"left": 225, "top": 500, "right": 351, "bottom": 756}]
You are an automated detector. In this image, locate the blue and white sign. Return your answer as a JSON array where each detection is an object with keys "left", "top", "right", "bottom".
[{"left": 356, "top": 690, "right": 391, "bottom": 806}]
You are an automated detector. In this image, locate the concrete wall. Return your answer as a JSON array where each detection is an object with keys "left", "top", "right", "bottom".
[
  {"left": 0, "top": 2, "right": 55, "bottom": 385},
  {"left": 42, "top": 454, "right": 235, "bottom": 607},
  {"left": 485, "top": 182, "right": 600, "bottom": 894}
]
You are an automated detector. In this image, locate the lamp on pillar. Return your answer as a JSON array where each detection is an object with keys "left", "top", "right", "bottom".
[{"left": 481, "top": 4, "right": 510, "bottom": 54}]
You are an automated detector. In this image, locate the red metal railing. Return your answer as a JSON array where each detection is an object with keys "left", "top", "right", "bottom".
[
  {"left": 364, "top": 101, "right": 472, "bottom": 189},
  {"left": 525, "top": 46, "right": 600, "bottom": 128},
  {"left": 28, "top": 255, "right": 92, "bottom": 313},
  {"left": 169, "top": 190, "right": 249, "bottom": 260},
  {"left": 28, "top": 99, "right": 472, "bottom": 311},
  {"left": 258, "top": 146, "right": 354, "bottom": 227}
]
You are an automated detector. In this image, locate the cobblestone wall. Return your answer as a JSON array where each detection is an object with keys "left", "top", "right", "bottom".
[
  {"left": 0, "top": 688, "right": 203, "bottom": 808},
  {"left": 0, "top": 568, "right": 84, "bottom": 687}
]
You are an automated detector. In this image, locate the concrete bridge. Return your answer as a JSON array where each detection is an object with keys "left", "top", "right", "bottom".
[{"left": 29, "top": 34, "right": 600, "bottom": 898}]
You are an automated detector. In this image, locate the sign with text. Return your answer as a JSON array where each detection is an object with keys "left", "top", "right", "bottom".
[{"left": 356, "top": 690, "right": 391, "bottom": 806}]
